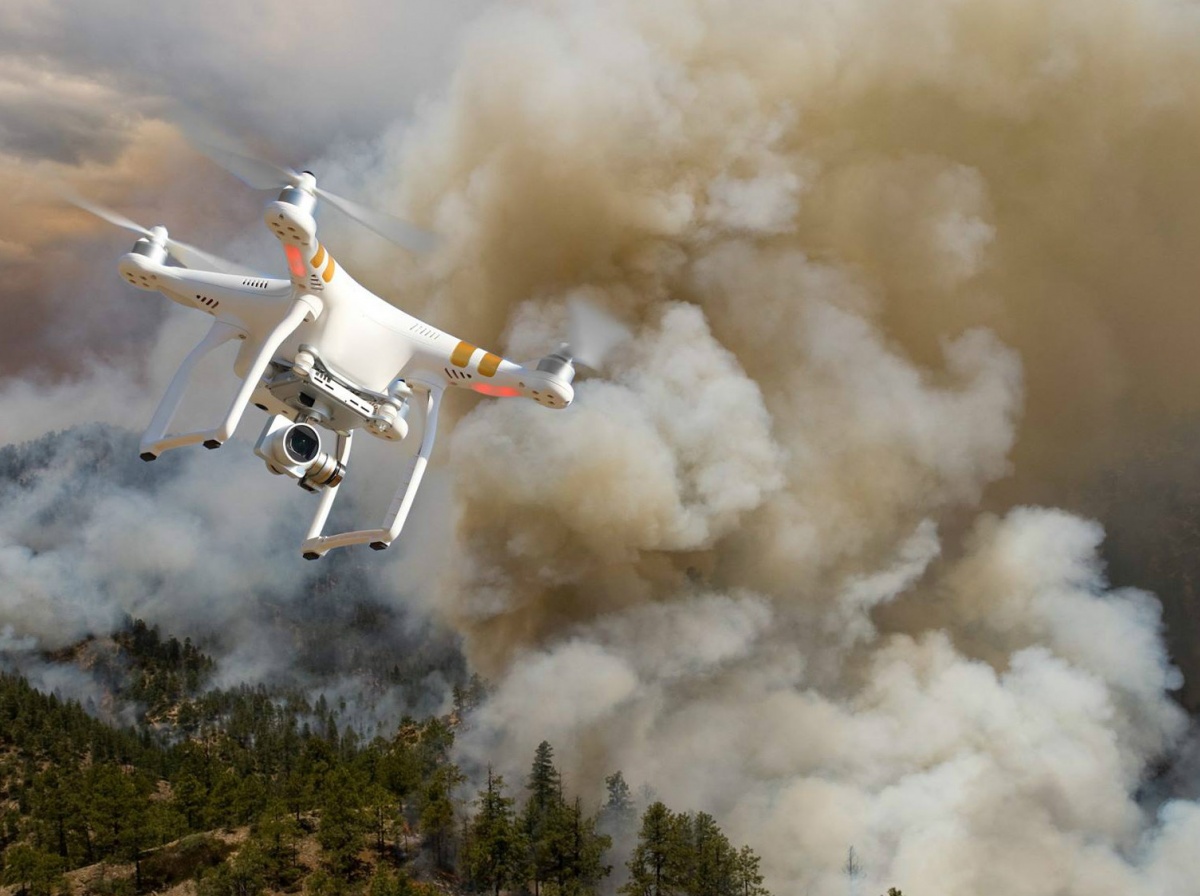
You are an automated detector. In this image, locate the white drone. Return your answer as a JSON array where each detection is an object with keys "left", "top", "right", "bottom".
[{"left": 71, "top": 139, "right": 623, "bottom": 559}]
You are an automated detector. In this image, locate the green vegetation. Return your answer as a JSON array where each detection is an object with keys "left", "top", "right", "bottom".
[{"left": 0, "top": 627, "right": 780, "bottom": 896}]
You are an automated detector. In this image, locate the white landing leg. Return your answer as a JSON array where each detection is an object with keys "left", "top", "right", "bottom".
[
  {"left": 139, "top": 299, "right": 317, "bottom": 460},
  {"left": 299, "top": 386, "right": 444, "bottom": 559}
]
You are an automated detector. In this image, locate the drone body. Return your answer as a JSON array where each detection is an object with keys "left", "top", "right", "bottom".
[{"left": 107, "top": 171, "right": 578, "bottom": 559}]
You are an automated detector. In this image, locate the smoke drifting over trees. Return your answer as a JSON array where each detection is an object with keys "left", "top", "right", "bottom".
[{"left": 4, "top": 0, "right": 1200, "bottom": 893}]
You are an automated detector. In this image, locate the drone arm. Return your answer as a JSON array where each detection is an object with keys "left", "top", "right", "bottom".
[
  {"left": 141, "top": 297, "right": 319, "bottom": 459},
  {"left": 299, "top": 385, "right": 444, "bottom": 558}
]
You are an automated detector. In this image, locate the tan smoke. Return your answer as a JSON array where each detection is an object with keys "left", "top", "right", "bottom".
[
  {"left": 3, "top": 0, "right": 1200, "bottom": 891},
  {"left": 359, "top": 0, "right": 1200, "bottom": 893}
]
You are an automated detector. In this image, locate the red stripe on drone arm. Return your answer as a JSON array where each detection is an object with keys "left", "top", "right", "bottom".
[
  {"left": 470, "top": 383, "right": 522, "bottom": 397},
  {"left": 284, "top": 244, "right": 305, "bottom": 278}
]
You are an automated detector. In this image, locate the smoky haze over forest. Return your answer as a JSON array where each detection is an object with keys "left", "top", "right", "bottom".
[{"left": 4, "top": 0, "right": 1200, "bottom": 893}]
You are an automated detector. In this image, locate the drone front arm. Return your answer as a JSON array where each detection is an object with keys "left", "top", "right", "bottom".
[
  {"left": 140, "top": 297, "right": 319, "bottom": 459},
  {"left": 299, "top": 385, "right": 444, "bottom": 559}
]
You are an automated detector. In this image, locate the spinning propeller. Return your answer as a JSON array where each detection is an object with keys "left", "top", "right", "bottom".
[
  {"left": 186, "top": 130, "right": 438, "bottom": 254},
  {"left": 64, "top": 191, "right": 249, "bottom": 276},
  {"left": 536, "top": 296, "right": 631, "bottom": 385},
  {"left": 565, "top": 295, "right": 630, "bottom": 372}
]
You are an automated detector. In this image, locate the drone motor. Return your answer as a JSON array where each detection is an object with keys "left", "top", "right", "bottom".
[
  {"left": 536, "top": 346, "right": 576, "bottom": 384},
  {"left": 130, "top": 233, "right": 169, "bottom": 266}
]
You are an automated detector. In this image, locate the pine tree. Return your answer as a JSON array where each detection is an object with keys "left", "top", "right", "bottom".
[
  {"left": 733, "top": 846, "right": 768, "bottom": 896},
  {"left": 466, "top": 768, "right": 522, "bottom": 896},
  {"left": 621, "top": 802, "right": 686, "bottom": 896},
  {"left": 368, "top": 866, "right": 416, "bottom": 896},
  {"left": 688, "top": 813, "right": 736, "bottom": 896},
  {"left": 317, "top": 767, "right": 368, "bottom": 878},
  {"left": 84, "top": 763, "right": 152, "bottom": 888},
  {"left": 0, "top": 843, "right": 64, "bottom": 896},
  {"left": 253, "top": 801, "right": 303, "bottom": 887},
  {"left": 521, "top": 741, "right": 563, "bottom": 896},
  {"left": 602, "top": 772, "right": 634, "bottom": 820},
  {"left": 419, "top": 764, "right": 463, "bottom": 871},
  {"left": 27, "top": 768, "right": 76, "bottom": 862},
  {"left": 198, "top": 841, "right": 269, "bottom": 896},
  {"left": 364, "top": 783, "right": 396, "bottom": 854},
  {"left": 555, "top": 796, "right": 612, "bottom": 896}
]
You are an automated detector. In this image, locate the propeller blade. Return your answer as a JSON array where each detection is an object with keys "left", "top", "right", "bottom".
[
  {"left": 176, "top": 113, "right": 297, "bottom": 190},
  {"left": 62, "top": 191, "right": 152, "bottom": 238},
  {"left": 566, "top": 295, "right": 630, "bottom": 371},
  {"left": 314, "top": 186, "right": 439, "bottom": 253},
  {"left": 165, "top": 238, "right": 252, "bottom": 276},
  {"left": 195, "top": 140, "right": 297, "bottom": 191},
  {"left": 60, "top": 187, "right": 256, "bottom": 276},
  {"left": 177, "top": 115, "right": 439, "bottom": 253}
]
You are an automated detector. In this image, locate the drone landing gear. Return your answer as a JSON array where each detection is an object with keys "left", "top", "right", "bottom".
[
  {"left": 138, "top": 298, "right": 319, "bottom": 460},
  {"left": 298, "top": 386, "right": 443, "bottom": 560}
]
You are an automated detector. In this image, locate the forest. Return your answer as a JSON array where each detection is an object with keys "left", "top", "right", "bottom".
[{"left": 0, "top": 620, "right": 786, "bottom": 896}]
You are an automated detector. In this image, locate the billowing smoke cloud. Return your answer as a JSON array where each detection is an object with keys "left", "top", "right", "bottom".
[
  {"left": 376, "top": 1, "right": 1200, "bottom": 893},
  {"left": 5, "top": 0, "right": 1200, "bottom": 893}
]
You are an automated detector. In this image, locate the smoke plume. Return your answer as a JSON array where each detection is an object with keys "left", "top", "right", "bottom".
[
  {"left": 392, "top": 2, "right": 1200, "bottom": 893},
  {"left": 4, "top": 0, "right": 1200, "bottom": 893}
]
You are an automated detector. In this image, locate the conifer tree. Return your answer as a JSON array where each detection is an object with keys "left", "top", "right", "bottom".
[
  {"left": 554, "top": 796, "right": 612, "bottom": 896},
  {"left": 364, "top": 783, "right": 396, "bottom": 854},
  {"left": 27, "top": 769, "right": 76, "bottom": 862},
  {"left": 466, "top": 768, "right": 522, "bottom": 896},
  {"left": 621, "top": 802, "right": 685, "bottom": 896},
  {"left": 318, "top": 767, "right": 368, "bottom": 878},
  {"left": 419, "top": 764, "right": 463, "bottom": 871},
  {"left": 0, "top": 843, "right": 64, "bottom": 896},
  {"left": 198, "top": 841, "right": 269, "bottom": 896},
  {"left": 689, "top": 812, "right": 736, "bottom": 896},
  {"left": 521, "top": 741, "right": 563, "bottom": 895},
  {"left": 733, "top": 845, "right": 768, "bottom": 896},
  {"left": 602, "top": 772, "right": 634, "bottom": 819},
  {"left": 368, "top": 866, "right": 416, "bottom": 896},
  {"left": 84, "top": 763, "right": 152, "bottom": 888},
  {"left": 253, "top": 801, "right": 303, "bottom": 887}
]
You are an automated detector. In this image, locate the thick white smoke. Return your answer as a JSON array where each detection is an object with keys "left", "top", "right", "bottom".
[
  {"left": 366, "top": 1, "right": 1200, "bottom": 894},
  {"left": 4, "top": 0, "right": 1200, "bottom": 893}
]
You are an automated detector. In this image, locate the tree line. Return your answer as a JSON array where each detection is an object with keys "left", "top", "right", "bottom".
[{"left": 0, "top": 670, "right": 774, "bottom": 896}]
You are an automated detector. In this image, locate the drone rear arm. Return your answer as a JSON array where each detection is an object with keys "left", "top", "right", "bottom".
[
  {"left": 299, "top": 385, "right": 444, "bottom": 559},
  {"left": 140, "top": 297, "right": 320, "bottom": 460}
]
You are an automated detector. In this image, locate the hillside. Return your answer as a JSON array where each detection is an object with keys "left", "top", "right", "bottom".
[{"left": 0, "top": 640, "right": 774, "bottom": 896}]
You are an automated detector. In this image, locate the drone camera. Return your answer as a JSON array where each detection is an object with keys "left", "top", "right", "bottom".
[{"left": 254, "top": 416, "right": 345, "bottom": 490}]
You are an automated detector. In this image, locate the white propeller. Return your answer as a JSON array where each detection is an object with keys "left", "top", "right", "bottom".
[
  {"left": 184, "top": 126, "right": 438, "bottom": 254},
  {"left": 64, "top": 191, "right": 249, "bottom": 276},
  {"left": 564, "top": 295, "right": 630, "bottom": 371}
]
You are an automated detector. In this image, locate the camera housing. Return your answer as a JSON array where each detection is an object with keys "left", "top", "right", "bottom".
[{"left": 254, "top": 415, "right": 345, "bottom": 491}]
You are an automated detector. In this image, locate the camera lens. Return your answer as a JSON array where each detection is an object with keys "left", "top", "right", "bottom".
[{"left": 285, "top": 424, "right": 321, "bottom": 463}]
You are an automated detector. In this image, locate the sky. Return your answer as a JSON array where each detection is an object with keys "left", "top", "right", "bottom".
[{"left": 4, "top": 1, "right": 1200, "bottom": 894}]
